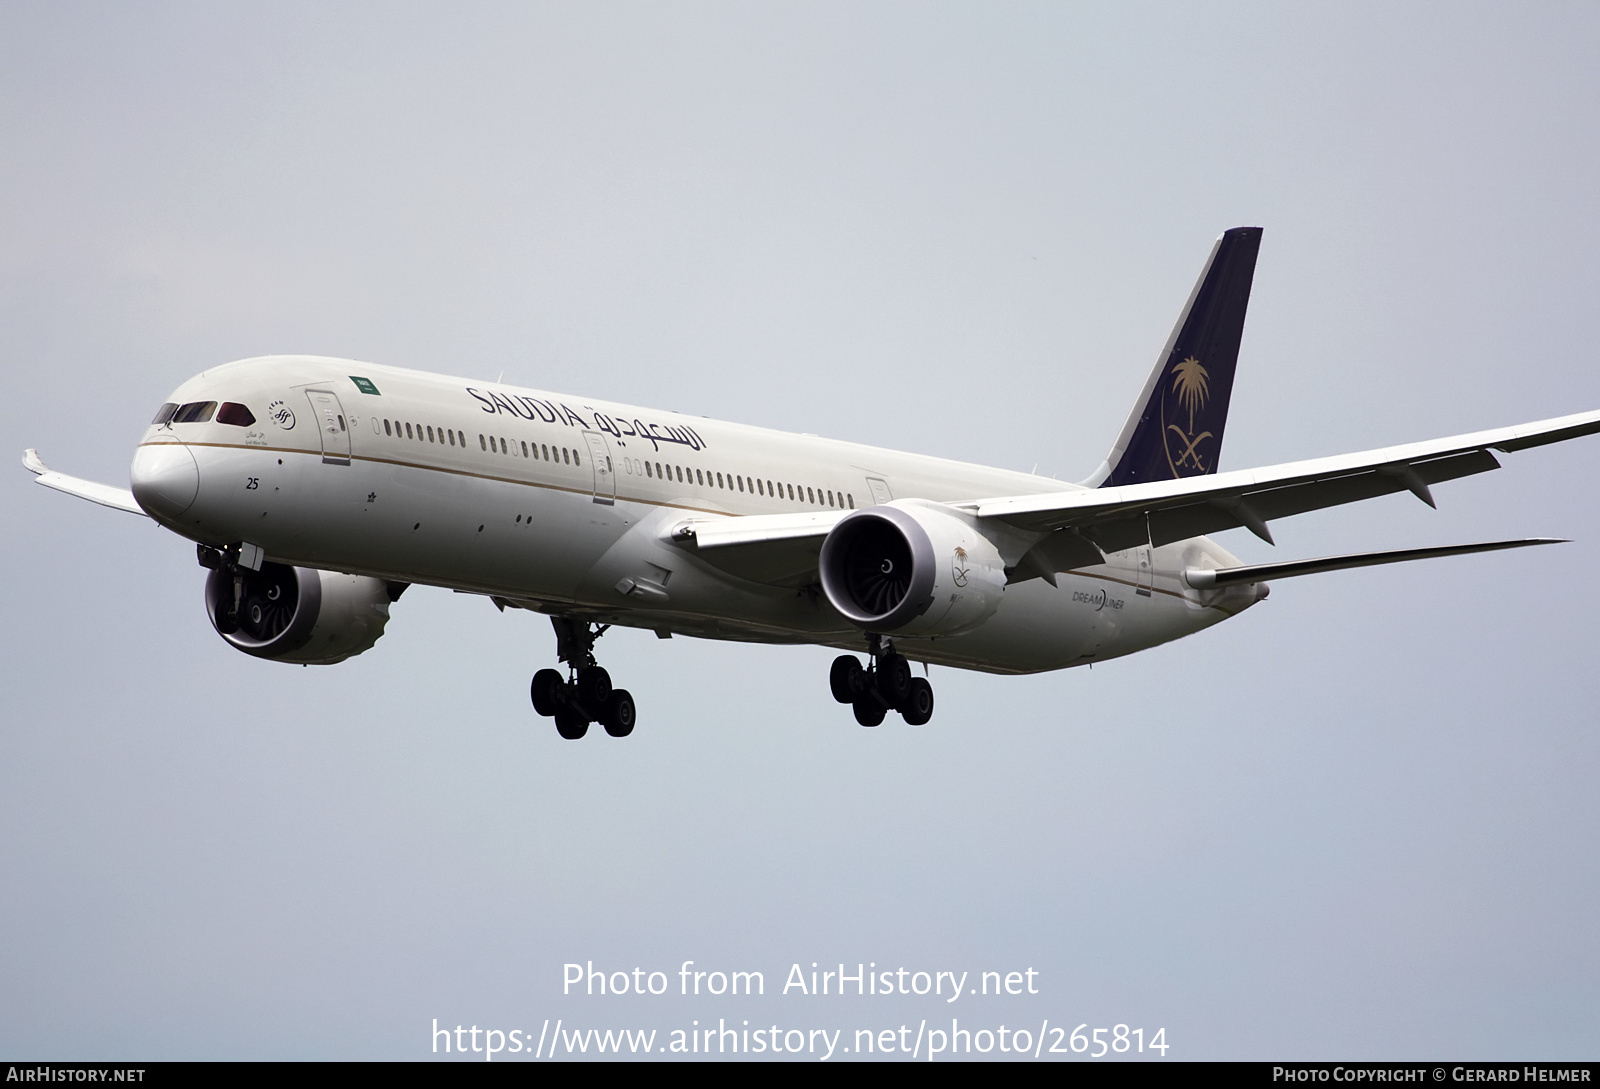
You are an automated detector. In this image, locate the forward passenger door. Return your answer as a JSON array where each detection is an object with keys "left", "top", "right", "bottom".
[{"left": 304, "top": 389, "right": 351, "bottom": 464}]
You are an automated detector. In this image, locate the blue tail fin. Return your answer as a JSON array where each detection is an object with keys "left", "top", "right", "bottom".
[{"left": 1088, "top": 227, "right": 1263, "bottom": 488}]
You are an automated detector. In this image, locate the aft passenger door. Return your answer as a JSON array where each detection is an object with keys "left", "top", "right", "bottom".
[
  {"left": 1135, "top": 544, "right": 1154, "bottom": 597},
  {"left": 304, "top": 390, "right": 351, "bottom": 464},
  {"left": 582, "top": 430, "right": 615, "bottom": 504}
]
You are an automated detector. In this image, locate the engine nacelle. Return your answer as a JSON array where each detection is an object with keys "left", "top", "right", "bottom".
[
  {"left": 204, "top": 561, "right": 398, "bottom": 664},
  {"left": 819, "top": 501, "right": 1007, "bottom": 637}
]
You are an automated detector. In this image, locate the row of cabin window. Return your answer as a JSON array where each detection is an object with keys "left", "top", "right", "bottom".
[
  {"left": 626, "top": 457, "right": 852, "bottom": 509},
  {"left": 483, "top": 434, "right": 579, "bottom": 466},
  {"left": 383, "top": 417, "right": 583, "bottom": 468},
  {"left": 152, "top": 403, "right": 846, "bottom": 509},
  {"left": 383, "top": 419, "right": 468, "bottom": 448}
]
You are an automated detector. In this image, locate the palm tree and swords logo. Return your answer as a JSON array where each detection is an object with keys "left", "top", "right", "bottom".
[{"left": 1163, "top": 354, "right": 1213, "bottom": 477}]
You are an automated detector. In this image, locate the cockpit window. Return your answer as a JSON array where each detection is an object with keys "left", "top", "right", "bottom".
[
  {"left": 173, "top": 401, "right": 217, "bottom": 423},
  {"left": 216, "top": 402, "right": 256, "bottom": 426},
  {"left": 151, "top": 403, "right": 179, "bottom": 425}
]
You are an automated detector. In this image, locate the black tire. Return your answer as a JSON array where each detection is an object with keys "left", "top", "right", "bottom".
[
  {"left": 853, "top": 699, "right": 886, "bottom": 727},
  {"left": 829, "top": 655, "right": 866, "bottom": 704},
  {"left": 876, "top": 653, "right": 913, "bottom": 708},
  {"left": 901, "top": 677, "right": 935, "bottom": 726},
  {"left": 554, "top": 708, "right": 589, "bottom": 740},
  {"left": 530, "top": 669, "right": 565, "bottom": 717},
  {"left": 601, "top": 689, "right": 636, "bottom": 738},
  {"left": 576, "top": 666, "right": 612, "bottom": 710}
]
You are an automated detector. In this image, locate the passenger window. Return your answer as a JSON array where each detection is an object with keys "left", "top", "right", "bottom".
[
  {"left": 337, "top": 415, "right": 346, "bottom": 431},
  {"left": 717, "top": 472, "right": 724, "bottom": 488},
  {"left": 789, "top": 484, "right": 796, "bottom": 500},
  {"left": 562, "top": 448, "right": 569, "bottom": 465},
  {"left": 645, "top": 461, "right": 653, "bottom": 478},
  {"left": 216, "top": 402, "right": 255, "bottom": 426},
  {"left": 828, "top": 491, "right": 834, "bottom": 507},
  {"left": 807, "top": 487, "right": 814, "bottom": 503},
  {"left": 151, "top": 403, "right": 178, "bottom": 425},
  {"left": 479, "top": 434, "right": 486, "bottom": 450},
  {"left": 173, "top": 401, "right": 217, "bottom": 423},
  {"left": 574, "top": 450, "right": 581, "bottom": 467},
  {"left": 448, "top": 429, "right": 456, "bottom": 446},
  {"left": 426, "top": 426, "right": 434, "bottom": 442},
  {"left": 848, "top": 494, "right": 854, "bottom": 508},
  {"left": 696, "top": 469, "right": 703, "bottom": 486},
  {"left": 521, "top": 441, "right": 528, "bottom": 457},
  {"left": 405, "top": 422, "right": 414, "bottom": 439},
  {"left": 384, "top": 420, "right": 393, "bottom": 436},
  {"left": 676, "top": 466, "right": 683, "bottom": 483}
]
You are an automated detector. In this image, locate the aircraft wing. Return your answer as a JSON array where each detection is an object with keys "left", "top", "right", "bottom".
[
  {"left": 23, "top": 449, "right": 147, "bottom": 516},
  {"left": 968, "top": 409, "right": 1600, "bottom": 552}
]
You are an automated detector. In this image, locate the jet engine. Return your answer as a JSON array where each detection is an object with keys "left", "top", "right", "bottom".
[
  {"left": 818, "top": 501, "right": 1007, "bottom": 637},
  {"left": 204, "top": 561, "right": 400, "bottom": 664}
]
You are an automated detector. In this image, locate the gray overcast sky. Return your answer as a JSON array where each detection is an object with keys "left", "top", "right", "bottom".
[{"left": 3, "top": 2, "right": 1598, "bottom": 1060}]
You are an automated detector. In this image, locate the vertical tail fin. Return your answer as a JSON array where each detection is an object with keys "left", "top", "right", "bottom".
[{"left": 1084, "top": 227, "right": 1263, "bottom": 488}]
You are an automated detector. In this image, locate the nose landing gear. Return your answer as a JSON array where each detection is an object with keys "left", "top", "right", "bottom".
[
  {"left": 830, "top": 636, "right": 934, "bottom": 727},
  {"left": 530, "top": 617, "right": 637, "bottom": 739}
]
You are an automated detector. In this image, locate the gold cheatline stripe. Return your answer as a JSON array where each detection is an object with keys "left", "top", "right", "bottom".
[{"left": 138, "top": 440, "right": 812, "bottom": 518}]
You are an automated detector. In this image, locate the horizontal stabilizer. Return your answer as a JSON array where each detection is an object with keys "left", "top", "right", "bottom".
[
  {"left": 22, "top": 448, "right": 146, "bottom": 516},
  {"left": 1183, "top": 538, "right": 1564, "bottom": 588}
]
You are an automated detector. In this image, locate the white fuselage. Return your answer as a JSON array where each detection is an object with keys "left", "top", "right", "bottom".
[{"left": 132, "top": 356, "right": 1260, "bottom": 673}]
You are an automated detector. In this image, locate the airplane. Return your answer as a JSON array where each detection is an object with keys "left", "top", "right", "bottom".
[{"left": 22, "top": 227, "right": 1600, "bottom": 739}]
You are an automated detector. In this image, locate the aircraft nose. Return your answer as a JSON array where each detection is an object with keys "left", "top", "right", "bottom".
[{"left": 130, "top": 443, "right": 199, "bottom": 519}]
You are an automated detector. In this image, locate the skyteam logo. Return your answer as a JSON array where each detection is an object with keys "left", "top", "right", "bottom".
[{"left": 1162, "top": 355, "right": 1213, "bottom": 477}]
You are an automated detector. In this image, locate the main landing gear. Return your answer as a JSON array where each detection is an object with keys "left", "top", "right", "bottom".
[
  {"left": 530, "top": 617, "right": 637, "bottom": 740},
  {"left": 829, "top": 636, "right": 934, "bottom": 727}
]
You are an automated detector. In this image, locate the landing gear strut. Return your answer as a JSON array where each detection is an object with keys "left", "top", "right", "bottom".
[
  {"left": 530, "top": 617, "right": 637, "bottom": 739},
  {"left": 830, "top": 635, "right": 934, "bottom": 727}
]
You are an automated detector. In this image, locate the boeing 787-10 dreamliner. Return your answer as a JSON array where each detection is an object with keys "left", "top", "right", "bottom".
[{"left": 24, "top": 228, "right": 1600, "bottom": 738}]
